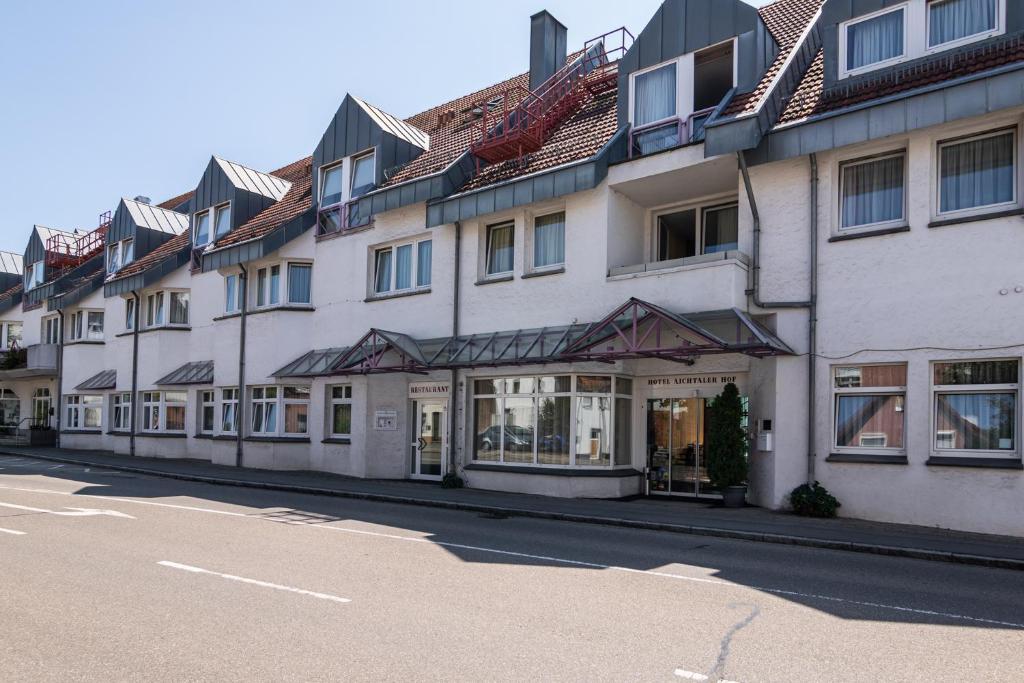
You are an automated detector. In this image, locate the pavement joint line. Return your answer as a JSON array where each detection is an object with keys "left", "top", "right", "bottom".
[
  {"left": 0, "top": 526, "right": 26, "bottom": 536},
  {"left": 157, "top": 561, "right": 350, "bottom": 603},
  {"left": 3, "top": 449, "right": 1024, "bottom": 572}
]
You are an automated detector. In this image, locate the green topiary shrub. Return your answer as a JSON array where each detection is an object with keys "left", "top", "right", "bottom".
[
  {"left": 789, "top": 481, "right": 841, "bottom": 518},
  {"left": 705, "top": 383, "right": 748, "bottom": 490},
  {"left": 441, "top": 472, "right": 464, "bottom": 489}
]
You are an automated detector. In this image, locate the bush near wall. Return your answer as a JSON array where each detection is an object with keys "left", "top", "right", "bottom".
[{"left": 789, "top": 481, "right": 841, "bottom": 518}]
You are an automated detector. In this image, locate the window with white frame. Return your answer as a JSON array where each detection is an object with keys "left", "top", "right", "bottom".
[
  {"left": 169, "top": 292, "right": 189, "bottom": 325},
  {"left": 632, "top": 62, "right": 680, "bottom": 155},
  {"left": 68, "top": 310, "right": 103, "bottom": 342},
  {"left": 32, "top": 388, "right": 51, "bottom": 427},
  {"left": 0, "top": 321, "right": 22, "bottom": 351},
  {"left": 194, "top": 203, "right": 231, "bottom": 247},
  {"left": 372, "top": 239, "right": 431, "bottom": 295},
  {"left": 25, "top": 261, "right": 44, "bottom": 291},
  {"left": 833, "top": 364, "right": 907, "bottom": 451},
  {"left": 317, "top": 150, "right": 375, "bottom": 234},
  {"left": 107, "top": 239, "right": 134, "bottom": 274},
  {"left": 933, "top": 359, "right": 1018, "bottom": 453},
  {"left": 937, "top": 128, "right": 1017, "bottom": 217},
  {"left": 840, "top": 1, "right": 1004, "bottom": 78},
  {"left": 199, "top": 390, "right": 216, "bottom": 434},
  {"left": 213, "top": 203, "right": 231, "bottom": 240},
  {"left": 485, "top": 222, "right": 514, "bottom": 277},
  {"left": 250, "top": 386, "right": 310, "bottom": 437},
  {"left": 42, "top": 315, "right": 60, "bottom": 345},
  {"left": 654, "top": 200, "right": 739, "bottom": 262},
  {"left": 250, "top": 262, "right": 311, "bottom": 308},
  {"left": 328, "top": 385, "right": 352, "bottom": 437},
  {"left": 146, "top": 291, "right": 164, "bottom": 327},
  {"left": 144, "top": 291, "right": 188, "bottom": 328},
  {"left": 221, "top": 388, "right": 239, "bottom": 434},
  {"left": 839, "top": 151, "right": 906, "bottom": 231},
  {"left": 65, "top": 395, "right": 102, "bottom": 431},
  {"left": 141, "top": 391, "right": 186, "bottom": 433},
  {"left": 110, "top": 393, "right": 131, "bottom": 432},
  {"left": 224, "top": 274, "right": 242, "bottom": 313},
  {"left": 125, "top": 298, "right": 136, "bottom": 331},
  {"left": 531, "top": 212, "right": 565, "bottom": 270},
  {"left": 472, "top": 375, "right": 632, "bottom": 467},
  {"left": 287, "top": 263, "right": 312, "bottom": 304}
]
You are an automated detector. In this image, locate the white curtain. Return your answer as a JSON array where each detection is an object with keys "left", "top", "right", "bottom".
[
  {"left": 936, "top": 393, "right": 1015, "bottom": 450},
  {"left": 847, "top": 9, "right": 904, "bottom": 70},
  {"left": 940, "top": 132, "right": 1015, "bottom": 213},
  {"left": 929, "top": 0, "right": 996, "bottom": 47},
  {"left": 634, "top": 63, "right": 676, "bottom": 126},
  {"left": 288, "top": 264, "right": 311, "bottom": 304},
  {"left": 416, "top": 241, "right": 432, "bottom": 287},
  {"left": 842, "top": 155, "right": 905, "bottom": 228},
  {"left": 534, "top": 212, "right": 565, "bottom": 268},
  {"left": 374, "top": 250, "right": 392, "bottom": 293},
  {"left": 487, "top": 224, "right": 514, "bottom": 275},
  {"left": 395, "top": 244, "right": 413, "bottom": 290}
]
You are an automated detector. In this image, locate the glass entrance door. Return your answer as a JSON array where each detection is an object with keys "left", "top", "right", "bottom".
[
  {"left": 646, "top": 398, "right": 712, "bottom": 497},
  {"left": 411, "top": 401, "right": 445, "bottom": 479}
]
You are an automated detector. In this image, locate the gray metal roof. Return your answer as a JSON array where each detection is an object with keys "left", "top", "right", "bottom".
[
  {"left": 75, "top": 369, "right": 116, "bottom": 391},
  {"left": 0, "top": 251, "right": 22, "bottom": 275},
  {"left": 121, "top": 198, "right": 189, "bottom": 235},
  {"left": 214, "top": 158, "right": 291, "bottom": 202},
  {"left": 352, "top": 96, "right": 430, "bottom": 151},
  {"left": 273, "top": 348, "right": 350, "bottom": 378},
  {"left": 155, "top": 360, "right": 214, "bottom": 386}
]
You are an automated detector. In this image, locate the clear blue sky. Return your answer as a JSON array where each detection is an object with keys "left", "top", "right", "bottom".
[{"left": 0, "top": 0, "right": 772, "bottom": 255}]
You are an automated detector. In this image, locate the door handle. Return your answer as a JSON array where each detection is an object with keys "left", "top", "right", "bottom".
[{"left": 417, "top": 438, "right": 427, "bottom": 450}]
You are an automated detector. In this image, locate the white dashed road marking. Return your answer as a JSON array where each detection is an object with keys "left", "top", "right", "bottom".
[
  {"left": 0, "top": 501, "right": 135, "bottom": 519},
  {"left": 157, "top": 561, "right": 350, "bottom": 604},
  {"left": 0, "top": 526, "right": 26, "bottom": 536}
]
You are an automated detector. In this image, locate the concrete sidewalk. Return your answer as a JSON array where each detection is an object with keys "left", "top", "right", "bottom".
[{"left": 3, "top": 445, "right": 1024, "bottom": 570}]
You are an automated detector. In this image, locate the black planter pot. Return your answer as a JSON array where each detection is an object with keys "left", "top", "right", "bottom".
[{"left": 721, "top": 485, "right": 747, "bottom": 508}]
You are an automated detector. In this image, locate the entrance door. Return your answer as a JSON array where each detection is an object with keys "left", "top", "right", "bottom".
[
  {"left": 411, "top": 401, "right": 445, "bottom": 480},
  {"left": 646, "top": 398, "right": 713, "bottom": 497}
]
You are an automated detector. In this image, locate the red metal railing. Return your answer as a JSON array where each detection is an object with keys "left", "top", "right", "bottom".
[
  {"left": 45, "top": 211, "right": 111, "bottom": 271},
  {"left": 470, "top": 27, "right": 634, "bottom": 165}
]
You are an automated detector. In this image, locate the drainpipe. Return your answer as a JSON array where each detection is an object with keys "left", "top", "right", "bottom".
[
  {"left": 54, "top": 307, "right": 64, "bottom": 449},
  {"left": 236, "top": 264, "right": 248, "bottom": 468},
  {"left": 737, "top": 150, "right": 819, "bottom": 484},
  {"left": 448, "top": 221, "right": 461, "bottom": 477},
  {"left": 807, "top": 154, "right": 819, "bottom": 482},
  {"left": 129, "top": 291, "right": 140, "bottom": 458}
]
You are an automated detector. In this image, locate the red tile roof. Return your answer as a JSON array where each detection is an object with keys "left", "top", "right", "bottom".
[
  {"left": 0, "top": 282, "right": 23, "bottom": 304},
  {"left": 106, "top": 231, "right": 189, "bottom": 283},
  {"left": 156, "top": 190, "right": 194, "bottom": 211},
  {"left": 778, "top": 33, "right": 1024, "bottom": 126},
  {"left": 722, "top": 0, "right": 824, "bottom": 117},
  {"left": 211, "top": 156, "right": 312, "bottom": 249}
]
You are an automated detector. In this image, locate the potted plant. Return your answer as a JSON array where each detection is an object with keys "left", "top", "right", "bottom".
[{"left": 705, "top": 382, "right": 748, "bottom": 508}]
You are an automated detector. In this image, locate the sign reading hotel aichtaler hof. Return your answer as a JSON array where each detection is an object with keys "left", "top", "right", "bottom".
[
  {"left": 408, "top": 382, "right": 450, "bottom": 398},
  {"left": 644, "top": 375, "right": 740, "bottom": 387}
]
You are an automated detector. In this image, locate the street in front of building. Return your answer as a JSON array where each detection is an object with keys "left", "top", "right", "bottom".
[{"left": 1, "top": 454, "right": 1022, "bottom": 682}]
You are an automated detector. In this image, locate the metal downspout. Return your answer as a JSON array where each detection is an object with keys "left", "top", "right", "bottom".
[
  {"left": 54, "top": 307, "right": 64, "bottom": 449},
  {"left": 130, "top": 291, "right": 140, "bottom": 458},
  {"left": 236, "top": 264, "right": 248, "bottom": 468},
  {"left": 448, "top": 221, "right": 461, "bottom": 477},
  {"left": 807, "top": 154, "right": 819, "bottom": 482}
]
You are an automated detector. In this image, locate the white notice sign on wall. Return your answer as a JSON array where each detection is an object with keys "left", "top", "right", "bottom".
[{"left": 374, "top": 410, "right": 398, "bottom": 431}]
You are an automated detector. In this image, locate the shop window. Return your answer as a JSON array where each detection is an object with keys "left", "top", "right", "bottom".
[
  {"left": 938, "top": 128, "right": 1017, "bottom": 217},
  {"left": 329, "top": 385, "right": 353, "bottom": 437},
  {"left": 65, "top": 395, "right": 102, "bottom": 431},
  {"left": 111, "top": 393, "right": 131, "bottom": 432},
  {"left": 141, "top": 391, "right": 186, "bottom": 433},
  {"left": 840, "top": 152, "right": 906, "bottom": 231},
  {"left": 933, "top": 359, "right": 1018, "bottom": 453},
  {"left": 833, "top": 364, "right": 907, "bottom": 451},
  {"left": 471, "top": 375, "right": 631, "bottom": 467}
]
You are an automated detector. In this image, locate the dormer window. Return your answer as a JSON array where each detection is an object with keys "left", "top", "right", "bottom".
[
  {"left": 194, "top": 203, "right": 230, "bottom": 247},
  {"left": 194, "top": 211, "right": 211, "bottom": 246},
  {"left": 106, "top": 238, "right": 133, "bottom": 275},
  {"left": 629, "top": 41, "right": 735, "bottom": 157},
  {"left": 24, "top": 261, "right": 43, "bottom": 290},
  {"left": 839, "top": 0, "right": 1003, "bottom": 79},
  {"left": 213, "top": 203, "right": 231, "bottom": 240},
  {"left": 317, "top": 150, "right": 375, "bottom": 235}
]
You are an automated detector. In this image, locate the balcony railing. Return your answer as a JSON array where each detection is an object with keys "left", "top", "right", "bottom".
[
  {"left": 629, "top": 108, "right": 718, "bottom": 158},
  {"left": 317, "top": 201, "right": 371, "bottom": 238}
]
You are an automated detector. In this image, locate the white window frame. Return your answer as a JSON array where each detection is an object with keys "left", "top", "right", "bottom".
[
  {"left": 0, "top": 321, "right": 23, "bottom": 351},
  {"left": 318, "top": 150, "right": 375, "bottom": 233},
  {"left": 65, "top": 394, "right": 103, "bottom": 431},
  {"left": 42, "top": 315, "right": 60, "bottom": 345},
  {"left": 67, "top": 310, "right": 104, "bottom": 342},
  {"left": 213, "top": 202, "right": 232, "bottom": 241},
  {"left": 143, "top": 290, "right": 189, "bottom": 329},
  {"left": 349, "top": 150, "right": 376, "bottom": 199},
  {"left": 526, "top": 209, "right": 566, "bottom": 273},
  {"left": 925, "top": 0, "right": 1004, "bottom": 53},
  {"left": 107, "top": 238, "right": 134, "bottom": 274},
  {"left": 249, "top": 385, "right": 310, "bottom": 438},
  {"left": 931, "top": 358, "right": 1020, "bottom": 457},
  {"left": 831, "top": 364, "right": 907, "bottom": 455},
  {"left": 328, "top": 385, "right": 353, "bottom": 437},
  {"left": 140, "top": 391, "right": 187, "bottom": 434},
  {"left": 25, "top": 261, "right": 44, "bottom": 291},
  {"left": 286, "top": 262, "right": 313, "bottom": 305},
  {"left": 125, "top": 298, "right": 136, "bottom": 331},
  {"left": 250, "top": 261, "right": 311, "bottom": 309},
  {"left": 649, "top": 194, "right": 740, "bottom": 264},
  {"left": 935, "top": 126, "right": 1020, "bottom": 220},
  {"left": 836, "top": 149, "right": 909, "bottom": 234},
  {"left": 110, "top": 392, "right": 131, "bottom": 432},
  {"left": 224, "top": 274, "right": 241, "bottom": 314},
  {"left": 198, "top": 390, "right": 216, "bottom": 435},
  {"left": 220, "top": 388, "right": 240, "bottom": 435},
  {"left": 483, "top": 220, "right": 516, "bottom": 278},
  {"left": 370, "top": 238, "right": 432, "bottom": 297},
  {"left": 839, "top": 3, "right": 911, "bottom": 79},
  {"left": 193, "top": 209, "right": 211, "bottom": 246}
]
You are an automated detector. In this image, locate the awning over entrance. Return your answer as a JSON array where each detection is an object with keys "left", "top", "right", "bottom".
[
  {"left": 155, "top": 360, "right": 214, "bottom": 386},
  {"left": 274, "top": 299, "right": 792, "bottom": 379},
  {"left": 75, "top": 369, "right": 116, "bottom": 391}
]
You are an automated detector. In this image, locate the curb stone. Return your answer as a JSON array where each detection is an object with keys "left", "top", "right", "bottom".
[{"left": 5, "top": 449, "right": 1023, "bottom": 572}]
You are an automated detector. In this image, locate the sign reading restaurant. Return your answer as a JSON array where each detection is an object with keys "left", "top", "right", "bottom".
[
  {"left": 645, "top": 375, "right": 739, "bottom": 386},
  {"left": 409, "top": 382, "right": 450, "bottom": 398}
]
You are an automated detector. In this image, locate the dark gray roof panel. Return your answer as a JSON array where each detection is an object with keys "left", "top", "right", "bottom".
[
  {"left": 156, "top": 360, "right": 214, "bottom": 386},
  {"left": 75, "top": 369, "right": 116, "bottom": 391}
]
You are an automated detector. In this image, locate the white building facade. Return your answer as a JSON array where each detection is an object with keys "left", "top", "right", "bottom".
[{"left": 2, "top": 0, "right": 1023, "bottom": 536}]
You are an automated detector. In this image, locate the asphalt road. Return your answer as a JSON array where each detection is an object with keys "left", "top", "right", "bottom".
[{"left": 1, "top": 454, "right": 1023, "bottom": 682}]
